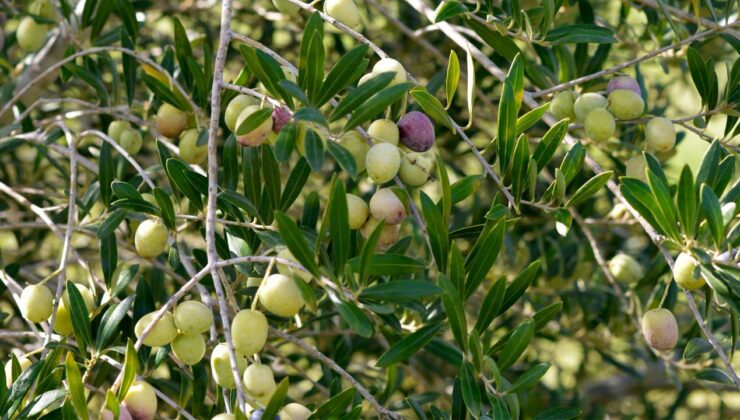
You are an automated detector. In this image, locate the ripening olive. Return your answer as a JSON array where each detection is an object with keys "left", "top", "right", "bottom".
[
  {"left": 323, "top": 0, "right": 361, "bottom": 30},
  {"left": 134, "top": 311, "right": 178, "bottom": 347},
  {"left": 584, "top": 108, "right": 616, "bottom": 142},
  {"left": 574, "top": 93, "right": 607, "bottom": 122},
  {"left": 673, "top": 252, "right": 705, "bottom": 290},
  {"left": 642, "top": 308, "right": 678, "bottom": 351},
  {"left": 399, "top": 152, "right": 433, "bottom": 187},
  {"left": 608, "top": 253, "right": 643, "bottom": 283},
  {"left": 607, "top": 75, "right": 641, "bottom": 96},
  {"left": 360, "top": 218, "right": 399, "bottom": 250},
  {"left": 174, "top": 300, "right": 213, "bottom": 334},
  {"left": 339, "top": 131, "right": 370, "bottom": 174},
  {"left": 119, "top": 128, "right": 143, "bottom": 155},
  {"left": 625, "top": 154, "right": 647, "bottom": 182},
  {"left": 225, "top": 95, "right": 259, "bottom": 132},
  {"left": 108, "top": 120, "right": 132, "bottom": 142},
  {"left": 4, "top": 356, "right": 32, "bottom": 388},
  {"left": 366, "top": 143, "right": 400, "bottom": 184},
  {"left": 171, "top": 333, "right": 206, "bottom": 365},
  {"left": 178, "top": 129, "right": 207, "bottom": 164},
  {"left": 372, "top": 58, "right": 407, "bottom": 86},
  {"left": 645, "top": 117, "right": 676, "bottom": 153},
  {"left": 17, "top": 17, "right": 47, "bottom": 52},
  {"left": 280, "top": 403, "right": 312, "bottom": 420},
  {"left": 134, "top": 219, "right": 168, "bottom": 258},
  {"left": 243, "top": 364, "right": 277, "bottom": 399},
  {"left": 122, "top": 381, "right": 158, "bottom": 420},
  {"left": 397, "top": 111, "right": 435, "bottom": 152},
  {"left": 19, "top": 284, "right": 53, "bottom": 323},
  {"left": 607, "top": 89, "right": 644, "bottom": 120},
  {"left": 347, "top": 194, "right": 369, "bottom": 230},
  {"left": 367, "top": 119, "right": 399, "bottom": 145},
  {"left": 156, "top": 103, "right": 188, "bottom": 139},
  {"left": 211, "top": 343, "right": 249, "bottom": 389},
  {"left": 258, "top": 274, "right": 304, "bottom": 318},
  {"left": 549, "top": 91, "right": 576, "bottom": 121},
  {"left": 231, "top": 309, "right": 268, "bottom": 356},
  {"left": 369, "top": 188, "right": 406, "bottom": 225}
]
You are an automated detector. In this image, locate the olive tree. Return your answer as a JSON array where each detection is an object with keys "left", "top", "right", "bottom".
[{"left": 0, "top": 0, "right": 738, "bottom": 418}]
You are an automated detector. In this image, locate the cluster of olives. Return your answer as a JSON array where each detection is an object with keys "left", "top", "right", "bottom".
[
  {"left": 607, "top": 249, "right": 707, "bottom": 352},
  {"left": 549, "top": 75, "right": 677, "bottom": 179},
  {"left": 134, "top": 300, "right": 213, "bottom": 365},
  {"left": 108, "top": 120, "right": 144, "bottom": 156},
  {"left": 18, "top": 281, "right": 96, "bottom": 335},
  {"left": 224, "top": 94, "right": 288, "bottom": 147}
]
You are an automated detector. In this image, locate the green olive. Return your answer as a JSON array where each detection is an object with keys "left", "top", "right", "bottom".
[
  {"left": 171, "top": 333, "right": 206, "bottom": 365},
  {"left": 19, "top": 284, "right": 53, "bottom": 323},
  {"left": 174, "top": 300, "right": 213, "bottom": 334},
  {"left": 641, "top": 308, "right": 678, "bottom": 351},
  {"left": 259, "top": 274, "right": 304, "bottom": 318},
  {"left": 134, "top": 311, "right": 178, "bottom": 347},
  {"left": 122, "top": 381, "right": 158, "bottom": 420},
  {"left": 134, "top": 220, "right": 168, "bottom": 258},
  {"left": 231, "top": 309, "right": 268, "bottom": 355}
]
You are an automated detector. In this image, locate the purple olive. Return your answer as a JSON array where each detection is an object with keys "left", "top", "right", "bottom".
[
  {"left": 397, "top": 111, "right": 435, "bottom": 152},
  {"left": 271, "top": 106, "right": 291, "bottom": 133},
  {"left": 607, "top": 76, "right": 641, "bottom": 96}
]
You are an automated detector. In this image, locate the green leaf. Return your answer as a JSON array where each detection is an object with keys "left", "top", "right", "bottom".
[
  {"left": 117, "top": 339, "right": 138, "bottom": 400},
  {"left": 474, "top": 276, "right": 506, "bottom": 332},
  {"left": 533, "top": 407, "right": 583, "bottom": 420},
  {"left": 510, "top": 135, "right": 531, "bottom": 207},
  {"left": 66, "top": 281, "right": 92, "bottom": 350},
  {"left": 64, "top": 353, "right": 87, "bottom": 419},
  {"left": 464, "top": 219, "right": 506, "bottom": 299},
  {"left": 460, "top": 362, "right": 482, "bottom": 417},
  {"left": 317, "top": 44, "right": 370, "bottom": 106},
  {"left": 499, "top": 261, "right": 540, "bottom": 315},
  {"left": 240, "top": 46, "right": 293, "bottom": 108},
  {"left": 172, "top": 17, "right": 192, "bottom": 88},
  {"left": 559, "top": 142, "right": 585, "bottom": 185},
  {"left": 326, "top": 141, "right": 358, "bottom": 179},
  {"left": 303, "top": 31, "right": 325, "bottom": 103},
  {"left": 544, "top": 24, "right": 617, "bottom": 44},
  {"left": 410, "top": 86, "right": 453, "bottom": 129},
  {"left": 96, "top": 296, "right": 134, "bottom": 351},
  {"left": 620, "top": 177, "right": 662, "bottom": 228},
  {"left": 647, "top": 166, "right": 681, "bottom": 241},
  {"left": 96, "top": 208, "right": 127, "bottom": 239},
  {"left": 361, "top": 280, "right": 442, "bottom": 302},
  {"left": 497, "top": 319, "right": 535, "bottom": 370},
  {"left": 330, "top": 72, "right": 395, "bottom": 121},
  {"left": 348, "top": 254, "right": 426, "bottom": 276},
  {"left": 688, "top": 47, "right": 709, "bottom": 106},
  {"left": 683, "top": 338, "right": 713, "bottom": 362},
  {"left": 565, "top": 171, "right": 612, "bottom": 207},
  {"left": 153, "top": 188, "right": 176, "bottom": 230},
  {"left": 279, "top": 157, "right": 311, "bottom": 211},
  {"left": 516, "top": 103, "right": 550, "bottom": 135},
  {"left": 328, "top": 180, "right": 350, "bottom": 274},
  {"left": 450, "top": 175, "right": 483, "bottom": 205},
  {"left": 434, "top": 1, "right": 468, "bottom": 22},
  {"left": 274, "top": 124, "right": 297, "bottom": 163},
  {"left": 293, "top": 107, "right": 328, "bottom": 128},
  {"left": 331, "top": 295, "right": 374, "bottom": 338},
  {"left": 142, "top": 74, "right": 190, "bottom": 111},
  {"left": 99, "top": 141, "right": 114, "bottom": 206},
  {"left": 303, "top": 129, "right": 325, "bottom": 172},
  {"left": 120, "top": 31, "right": 137, "bottom": 105},
  {"left": 345, "top": 82, "right": 413, "bottom": 130},
  {"left": 507, "top": 362, "right": 551, "bottom": 394},
  {"left": 532, "top": 120, "right": 568, "bottom": 171},
  {"left": 421, "top": 191, "right": 449, "bottom": 272},
  {"left": 376, "top": 323, "right": 444, "bottom": 367},
  {"left": 167, "top": 159, "right": 203, "bottom": 210},
  {"left": 275, "top": 211, "right": 320, "bottom": 278},
  {"left": 445, "top": 50, "right": 460, "bottom": 109},
  {"left": 440, "top": 276, "right": 468, "bottom": 352},
  {"left": 701, "top": 184, "right": 724, "bottom": 248},
  {"left": 498, "top": 80, "right": 517, "bottom": 175},
  {"left": 696, "top": 368, "right": 734, "bottom": 385},
  {"left": 261, "top": 145, "right": 282, "bottom": 217},
  {"left": 262, "top": 378, "right": 290, "bottom": 420},
  {"left": 358, "top": 219, "right": 384, "bottom": 285},
  {"left": 309, "top": 387, "right": 356, "bottom": 419},
  {"left": 3, "top": 361, "right": 42, "bottom": 416}
]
